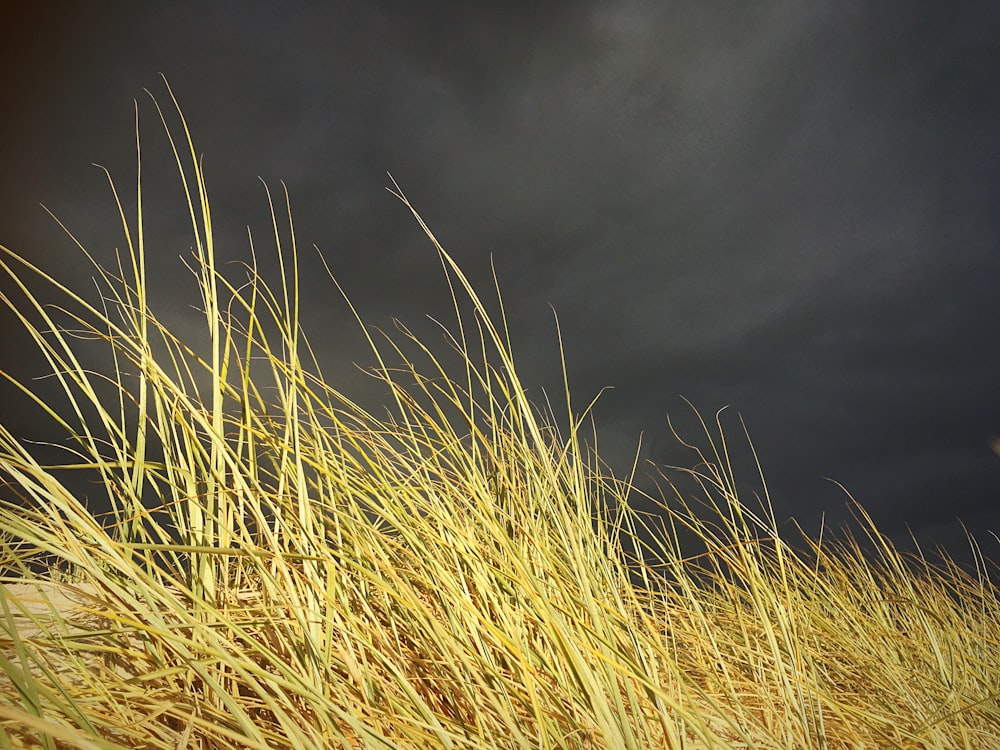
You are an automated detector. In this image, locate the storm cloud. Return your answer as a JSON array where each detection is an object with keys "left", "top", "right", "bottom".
[{"left": 2, "top": 1, "right": 999, "bottom": 564}]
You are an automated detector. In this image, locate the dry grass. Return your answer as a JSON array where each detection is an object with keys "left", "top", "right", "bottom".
[{"left": 0, "top": 82, "right": 997, "bottom": 749}]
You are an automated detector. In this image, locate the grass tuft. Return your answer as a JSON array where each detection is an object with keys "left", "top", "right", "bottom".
[{"left": 1, "top": 82, "right": 998, "bottom": 749}]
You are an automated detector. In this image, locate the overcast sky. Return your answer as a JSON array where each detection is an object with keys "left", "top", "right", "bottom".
[{"left": 3, "top": 2, "right": 999, "bottom": 566}]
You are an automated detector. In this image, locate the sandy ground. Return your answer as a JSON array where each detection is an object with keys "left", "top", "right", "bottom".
[{"left": 1, "top": 580, "right": 102, "bottom": 640}]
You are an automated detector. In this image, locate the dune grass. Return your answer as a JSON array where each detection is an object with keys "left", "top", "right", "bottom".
[{"left": 0, "top": 84, "right": 998, "bottom": 749}]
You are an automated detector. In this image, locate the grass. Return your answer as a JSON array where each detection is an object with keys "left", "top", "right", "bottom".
[{"left": 0, "top": 82, "right": 998, "bottom": 749}]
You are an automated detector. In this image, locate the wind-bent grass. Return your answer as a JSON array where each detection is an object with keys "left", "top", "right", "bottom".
[{"left": 0, "top": 84, "right": 998, "bottom": 749}]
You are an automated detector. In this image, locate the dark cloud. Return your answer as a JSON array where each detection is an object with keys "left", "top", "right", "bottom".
[{"left": 2, "top": 1, "right": 999, "bottom": 565}]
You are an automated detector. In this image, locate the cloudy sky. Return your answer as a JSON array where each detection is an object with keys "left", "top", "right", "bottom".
[{"left": 3, "top": 2, "right": 999, "bottom": 565}]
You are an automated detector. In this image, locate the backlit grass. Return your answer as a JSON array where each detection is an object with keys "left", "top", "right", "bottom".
[{"left": 1, "top": 83, "right": 997, "bottom": 749}]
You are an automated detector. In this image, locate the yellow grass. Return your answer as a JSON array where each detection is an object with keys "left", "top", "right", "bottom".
[{"left": 0, "top": 81, "right": 997, "bottom": 749}]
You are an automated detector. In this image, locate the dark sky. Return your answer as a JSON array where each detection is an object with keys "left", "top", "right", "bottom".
[{"left": 2, "top": 2, "right": 999, "bottom": 566}]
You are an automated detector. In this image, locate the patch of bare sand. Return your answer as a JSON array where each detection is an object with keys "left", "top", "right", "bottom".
[{"left": 2, "top": 580, "right": 102, "bottom": 639}]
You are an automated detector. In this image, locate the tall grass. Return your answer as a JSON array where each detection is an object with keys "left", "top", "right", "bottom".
[{"left": 0, "top": 83, "right": 997, "bottom": 749}]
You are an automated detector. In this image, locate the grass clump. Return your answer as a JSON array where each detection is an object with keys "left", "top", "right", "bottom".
[{"left": 1, "top": 83, "right": 998, "bottom": 749}]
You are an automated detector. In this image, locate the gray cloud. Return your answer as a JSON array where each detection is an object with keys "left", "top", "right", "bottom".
[{"left": 2, "top": 1, "right": 998, "bottom": 564}]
